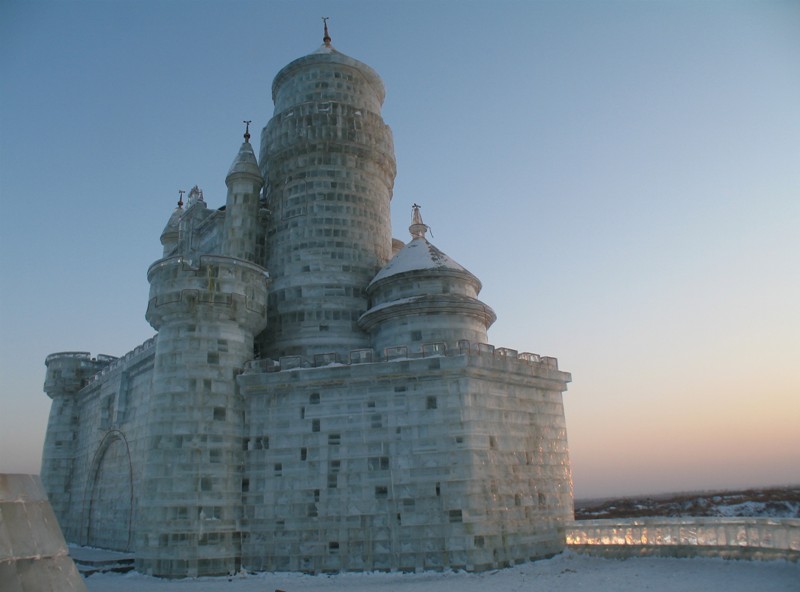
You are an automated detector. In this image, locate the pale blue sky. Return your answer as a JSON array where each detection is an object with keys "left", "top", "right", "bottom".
[{"left": 1, "top": 0, "right": 798, "bottom": 498}]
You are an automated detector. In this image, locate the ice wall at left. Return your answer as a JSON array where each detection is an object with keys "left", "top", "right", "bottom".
[{"left": 0, "top": 473, "right": 87, "bottom": 592}]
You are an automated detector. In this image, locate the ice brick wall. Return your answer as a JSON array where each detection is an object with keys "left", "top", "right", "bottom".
[
  {"left": 457, "top": 355, "right": 573, "bottom": 567},
  {"left": 238, "top": 348, "right": 571, "bottom": 572},
  {"left": 41, "top": 342, "right": 155, "bottom": 551},
  {"left": 41, "top": 353, "right": 110, "bottom": 534}
]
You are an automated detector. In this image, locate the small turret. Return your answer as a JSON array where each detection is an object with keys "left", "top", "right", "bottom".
[
  {"left": 221, "top": 123, "right": 264, "bottom": 262},
  {"left": 41, "top": 352, "right": 113, "bottom": 531},
  {"left": 139, "top": 128, "right": 270, "bottom": 578}
]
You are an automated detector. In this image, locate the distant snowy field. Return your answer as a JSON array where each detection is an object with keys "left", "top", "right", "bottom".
[
  {"left": 574, "top": 487, "right": 800, "bottom": 520},
  {"left": 85, "top": 552, "right": 800, "bottom": 592}
]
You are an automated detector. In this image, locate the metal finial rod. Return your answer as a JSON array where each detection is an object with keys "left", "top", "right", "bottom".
[
  {"left": 243, "top": 120, "right": 252, "bottom": 142},
  {"left": 178, "top": 190, "right": 185, "bottom": 208},
  {"left": 410, "top": 203, "right": 427, "bottom": 238},
  {"left": 322, "top": 17, "right": 331, "bottom": 45},
  {"left": 412, "top": 203, "right": 423, "bottom": 223}
]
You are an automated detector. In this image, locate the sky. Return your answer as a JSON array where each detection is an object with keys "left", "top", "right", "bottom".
[{"left": 0, "top": 0, "right": 798, "bottom": 500}]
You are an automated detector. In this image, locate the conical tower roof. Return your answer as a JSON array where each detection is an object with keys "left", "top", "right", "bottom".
[
  {"left": 161, "top": 207, "right": 182, "bottom": 233},
  {"left": 226, "top": 122, "right": 262, "bottom": 181}
]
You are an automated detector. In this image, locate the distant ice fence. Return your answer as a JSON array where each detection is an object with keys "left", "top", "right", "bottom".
[{"left": 567, "top": 518, "right": 800, "bottom": 561}]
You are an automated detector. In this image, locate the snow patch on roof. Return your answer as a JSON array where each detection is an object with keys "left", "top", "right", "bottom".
[
  {"left": 312, "top": 43, "right": 338, "bottom": 55},
  {"left": 369, "top": 238, "right": 472, "bottom": 286}
]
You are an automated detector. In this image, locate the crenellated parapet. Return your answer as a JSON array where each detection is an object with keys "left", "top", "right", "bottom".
[
  {"left": 83, "top": 336, "right": 156, "bottom": 388},
  {"left": 243, "top": 338, "right": 571, "bottom": 386}
]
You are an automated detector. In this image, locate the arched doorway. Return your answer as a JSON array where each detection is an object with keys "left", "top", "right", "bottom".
[{"left": 83, "top": 430, "right": 134, "bottom": 551}]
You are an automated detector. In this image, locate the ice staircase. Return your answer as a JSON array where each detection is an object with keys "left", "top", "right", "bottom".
[{"left": 69, "top": 545, "right": 135, "bottom": 576}]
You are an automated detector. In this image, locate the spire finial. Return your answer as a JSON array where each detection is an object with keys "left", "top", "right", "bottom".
[
  {"left": 322, "top": 16, "right": 331, "bottom": 46},
  {"left": 409, "top": 203, "right": 428, "bottom": 239},
  {"left": 243, "top": 120, "right": 251, "bottom": 142},
  {"left": 177, "top": 190, "right": 185, "bottom": 208}
]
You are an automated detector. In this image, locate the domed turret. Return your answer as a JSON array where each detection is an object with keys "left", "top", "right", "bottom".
[
  {"left": 269, "top": 21, "right": 387, "bottom": 116},
  {"left": 359, "top": 205, "right": 496, "bottom": 356}
]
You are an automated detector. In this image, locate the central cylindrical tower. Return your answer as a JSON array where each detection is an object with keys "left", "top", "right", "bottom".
[{"left": 258, "top": 37, "right": 396, "bottom": 360}]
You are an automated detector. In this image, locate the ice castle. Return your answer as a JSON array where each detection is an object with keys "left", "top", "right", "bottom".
[{"left": 40, "top": 26, "right": 573, "bottom": 578}]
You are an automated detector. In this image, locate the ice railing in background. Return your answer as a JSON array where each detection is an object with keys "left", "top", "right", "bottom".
[
  {"left": 244, "top": 340, "right": 561, "bottom": 373},
  {"left": 567, "top": 518, "right": 800, "bottom": 561}
]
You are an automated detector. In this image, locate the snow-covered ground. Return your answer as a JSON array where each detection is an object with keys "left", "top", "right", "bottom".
[
  {"left": 713, "top": 500, "right": 800, "bottom": 518},
  {"left": 84, "top": 552, "right": 799, "bottom": 592}
]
